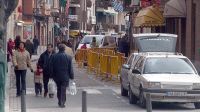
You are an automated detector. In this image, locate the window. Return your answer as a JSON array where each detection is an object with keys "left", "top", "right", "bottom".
[
  {"left": 127, "top": 55, "right": 134, "bottom": 65},
  {"left": 143, "top": 57, "right": 196, "bottom": 74},
  {"left": 134, "top": 57, "right": 144, "bottom": 71}
]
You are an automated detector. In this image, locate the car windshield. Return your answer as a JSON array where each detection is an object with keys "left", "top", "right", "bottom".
[
  {"left": 80, "top": 36, "right": 104, "bottom": 44},
  {"left": 144, "top": 57, "right": 196, "bottom": 74}
]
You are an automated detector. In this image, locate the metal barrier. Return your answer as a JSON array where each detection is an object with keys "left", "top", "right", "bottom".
[
  {"left": 76, "top": 48, "right": 127, "bottom": 81},
  {"left": 110, "top": 56, "right": 119, "bottom": 79},
  {"left": 82, "top": 91, "right": 87, "bottom": 112},
  {"left": 21, "top": 90, "right": 26, "bottom": 112},
  {"left": 146, "top": 93, "right": 152, "bottom": 112}
]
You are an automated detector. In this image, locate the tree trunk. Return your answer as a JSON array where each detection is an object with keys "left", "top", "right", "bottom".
[
  {"left": 0, "top": 1, "right": 18, "bottom": 111},
  {"left": 0, "top": 0, "right": 18, "bottom": 50}
]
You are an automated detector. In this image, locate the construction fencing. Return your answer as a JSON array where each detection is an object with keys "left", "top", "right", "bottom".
[{"left": 75, "top": 48, "right": 127, "bottom": 80}]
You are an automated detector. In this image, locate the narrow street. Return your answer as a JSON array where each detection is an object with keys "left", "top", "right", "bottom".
[{"left": 8, "top": 55, "right": 200, "bottom": 112}]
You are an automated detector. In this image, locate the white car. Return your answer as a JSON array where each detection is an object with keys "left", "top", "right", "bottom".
[
  {"left": 121, "top": 33, "right": 200, "bottom": 109},
  {"left": 77, "top": 35, "right": 116, "bottom": 49}
]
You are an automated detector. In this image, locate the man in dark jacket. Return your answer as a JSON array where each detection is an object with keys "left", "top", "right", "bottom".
[
  {"left": 25, "top": 39, "right": 34, "bottom": 58},
  {"left": 49, "top": 44, "right": 74, "bottom": 108},
  {"left": 38, "top": 44, "right": 54, "bottom": 97},
  {"left": 118, "top": 35, "right": 130, "bottom": 57},
  {"left": 33, "top": 35, "right": 40, "bottom": 54}
]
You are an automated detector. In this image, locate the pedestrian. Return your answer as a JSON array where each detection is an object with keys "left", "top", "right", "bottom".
[
  {"left": 25, "top": 39, "right": 34, "bottom": 59},
  {"left": 118, "top": 34, "right": 130, "bottom": 57},
  {"left": 12, "top": 42, "right": 33, "bottom": 97},
  {"left": 14, "top": 35, "right": 21, "bottom": 50},
  {"left": 81, "top": 43, "right": 87, "bottom": 49},
  {"left": 90, "top": 37, "right": 98, "bottom": 48},
  {"left": 38, "top": 44, "right": 55, "bottom": 98},
  {"left": 49, "top": 44, "right": 74, "bottom": 108},
  {"left": 34, "top": 64, "right": 43, "bottom": 96},
  {"left": 33, "top": 35, "right": 40, "bottom": 54},
  {"left": 7, "top": 38, "right": 15, "bottom": 62},
  {"left": 61, "top": 40, "right": 74, "bottom": 57}
]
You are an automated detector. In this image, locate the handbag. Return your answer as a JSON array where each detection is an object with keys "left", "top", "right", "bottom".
[
  {"left": 48, "top": 79, "right": 56, "bottom": 94},
  {"left": 69, "top": 80, "right": 77, "bottom": 95}
]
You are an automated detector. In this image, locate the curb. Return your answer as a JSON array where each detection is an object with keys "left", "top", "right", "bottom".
[{"left": 5, "top": 62, "right": 11, "bottom": 112}]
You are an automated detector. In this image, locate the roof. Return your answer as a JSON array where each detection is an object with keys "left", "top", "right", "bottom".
[
  {"left": 134, "top": 5, "right": 164, "bottom": 27},
  {"left": 135, "top": 52, "right": 186, "bottom": 58},
  {"left": 133, "top": 33, "right": 178, "bottom": 38}
]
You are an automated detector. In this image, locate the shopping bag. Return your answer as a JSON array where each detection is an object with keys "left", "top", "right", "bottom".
[
  {"left": 69, "top": 80, "right": 77, "bottom": 95},
  {"left": 48, "top": 79, "right": 56, "bottom": 94}
]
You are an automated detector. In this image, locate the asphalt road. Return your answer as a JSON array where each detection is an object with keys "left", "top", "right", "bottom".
[{"left": 9, "top": 62, "right": 200, "bottom": 112}]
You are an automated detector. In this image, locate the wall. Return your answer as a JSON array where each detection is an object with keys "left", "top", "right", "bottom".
[{"left": 22, "top": 0, "right": 33, "bottom": 22}]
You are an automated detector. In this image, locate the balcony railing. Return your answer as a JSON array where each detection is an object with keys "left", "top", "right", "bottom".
[
  {"left": 33, "top": 8, "right": 44, "bottom": 16},
  {"left": 70, "top": 0, "right": 80, "bottom": 4},
  {"left": 96, "top": 0, "right": 112, "bottom": 9}
]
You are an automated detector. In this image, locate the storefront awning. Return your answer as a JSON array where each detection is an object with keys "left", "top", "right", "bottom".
[
  {"left": 96, "top": 7, "right": 118, "bottom": 15},
  {"left": 69, "top": 30, "right": 79, "bottom": 38},
  {"left": 164, "top": 0, "right": 186, "bottom": 18},
  {"left": 134, "top": 6, "right": 164, "bottom": 27}
]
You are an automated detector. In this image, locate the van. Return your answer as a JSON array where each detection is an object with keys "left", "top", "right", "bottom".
[{"left": 77, "top": 35, "right": 117, "bottom": 49}]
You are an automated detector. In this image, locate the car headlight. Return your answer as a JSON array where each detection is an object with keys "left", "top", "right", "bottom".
[
  {"left": 193, "top": 83, "right": 200, "bottom": 89},
  {"left": 147, "top": 82, "right": 161, "bottom": 88}
]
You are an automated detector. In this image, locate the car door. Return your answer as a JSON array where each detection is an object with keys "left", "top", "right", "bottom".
[
  {"left": 129, "top": 57, "right": 145, "bottom": 96},
  {"left": 121, "top": 54, "right": 134, "bottom": 90}
]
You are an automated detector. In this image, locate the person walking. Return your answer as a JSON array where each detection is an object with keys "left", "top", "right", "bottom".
[
  {"left": 12, "top": 42, "right": 33, "bottom": 97},
  {"left": 33, "top": 35, "right": 40, "bottom": 54},
  {"left": 50, "top": 44, "right": 74, "bottom": 108},
  {"left": 118, "top": 35, "right": 130, "bottom": 57},
  {"left": 25, "top": 39, "right": 34, "bottom": 59},
  {"left": 61, "top": 40, "right": 74, "bottom": 57},
  {"left": 38, "top": 44, "right": 55, "bottom": 97},
  {"left": 14, "top": 35, "right": 21, "bottom": 50},
  {"left": 34, "top": 64, "right": 43, "bottom": 96},
  {"left": 90, "top": 37, "right": 98, "bottom": 48},
  {"left": 7, "top": 38, "right": 15, "bottom": 62}
]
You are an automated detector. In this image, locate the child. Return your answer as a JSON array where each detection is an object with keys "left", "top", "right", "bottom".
[{"left": 34, "top": 64, "right": 43, "bottom": 96}]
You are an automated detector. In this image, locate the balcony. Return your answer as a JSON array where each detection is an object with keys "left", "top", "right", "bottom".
[
  {"left": 88, "top": 16, "right": 96, "bottom": 24},
  {"left": 33, "top": 8, "right": 44, "bottom": 16},
  {"left": 69, "top": 21, "right": 80, "bottom": 30},
  {"left": 70, "top": 0, "right": 81, "bottom": 7},
  {"left": 51, "top": 0, "right": 59, "bottom": 17},
  {"left": 96, "top": 0, "right": 112, "bottom": 9},
  {"left": 70, "top": 0, "right": 80, "bottom": 4}
]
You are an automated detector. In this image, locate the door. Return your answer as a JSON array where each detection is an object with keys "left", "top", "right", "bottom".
[
  {"left": 121, "top": 54, "right": 134, "bottom": 90},
  {"left": 129, "top": 57, "right": 145, "bottom": 96}
]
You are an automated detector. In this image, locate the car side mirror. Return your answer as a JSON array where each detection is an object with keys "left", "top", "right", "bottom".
[
  {"left": 132, "top": 69, "right": 141, "bottom": 74},
  {"left": 122, "top": 64, "right": 130, "bottom": 70}
]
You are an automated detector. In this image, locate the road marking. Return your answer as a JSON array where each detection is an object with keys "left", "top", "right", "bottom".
[{"left": 83, "top": 89, "right": 102, "bottom": 94}]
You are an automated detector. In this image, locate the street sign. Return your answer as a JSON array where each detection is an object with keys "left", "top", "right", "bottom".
[{"left": 68, "top": 15, "right": 78, "bottom": 21}]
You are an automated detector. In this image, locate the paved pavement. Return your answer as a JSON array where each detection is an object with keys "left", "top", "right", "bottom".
[{"left": 7, "top": 48, "right": 200, "bottom": 112}]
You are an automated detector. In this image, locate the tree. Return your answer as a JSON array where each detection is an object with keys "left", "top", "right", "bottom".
[
  {"left": 0, "top": 0, "right": 18, "bottom": 50},
  {"left": 0, "top": 1, "right": 18, "bottom": 112}
]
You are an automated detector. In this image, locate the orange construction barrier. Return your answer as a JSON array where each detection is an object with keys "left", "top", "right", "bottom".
[{"left": 110, "top": 56, "right": 119, "bottom": 78}]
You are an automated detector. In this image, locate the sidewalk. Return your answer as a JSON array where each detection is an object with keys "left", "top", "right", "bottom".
[
  {"left": 6, "top": 46, "right": 46, "bottom": 112},
  {"left": 7, "top": 52, "right": 120, "bottom": 112}
]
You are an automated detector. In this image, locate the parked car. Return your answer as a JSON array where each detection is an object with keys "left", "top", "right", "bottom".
[
  {"left": 77, "top": 35, "right": 117, "bottom": 49},
  {"left": 120, "top": 33, "right": 200, "bottom": 109}
]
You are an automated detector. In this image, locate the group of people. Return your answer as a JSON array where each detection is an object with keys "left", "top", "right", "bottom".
[
  {"left": 10, "top": 35, "right": 74, "bottom": 108},
  {"left": 7, "top": 35, "right": 40, "bottom": 61}
]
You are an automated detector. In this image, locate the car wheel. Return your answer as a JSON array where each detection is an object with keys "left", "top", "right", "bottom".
[
  {"left": 139, "top": 87, "right": 146, "bottom": 108},
  {"left": 129, "top": 86, "right": 137, "bottom": 104},
  {"left": 121, "top": 84, "right": 128, "bottom": 96},
  {"left": 194, "top": 102, "right": 200, "bottom": 109}
]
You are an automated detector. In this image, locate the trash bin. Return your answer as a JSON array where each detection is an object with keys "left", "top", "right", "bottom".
[{"left": 0, "top": 48, "right": 6, "bottom": 112}]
